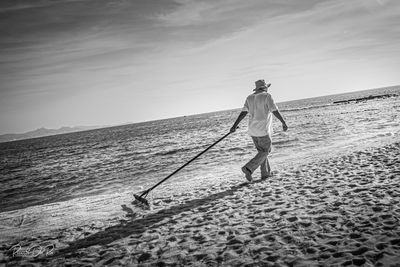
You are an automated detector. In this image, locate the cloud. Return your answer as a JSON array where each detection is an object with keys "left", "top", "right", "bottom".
[
  {"left": 1, "top": 0, "right": 400, "bottom": 133},
  {"left": 154, "top": 0, "right": 333, "bottom": 43},
  {"left": 0, "top": 0, "right": 89, "bottom": 13},
  {"left": 0, "top": 0, "right": 169, "bottom": 47},
  {"left": 0, "top": 0, "right": 179, "bottom": 93},
  {"left": 303, "top": 0, "right": 400, "bottom": 60}
]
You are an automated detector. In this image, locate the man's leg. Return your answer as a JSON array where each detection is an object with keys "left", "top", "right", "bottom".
[
  {"left": 266, "top": 158, "right": 271, "bottom": 174},
  {"left": 261, "top": 136, "right": 272, "bottom": 179},
  {"left": 261, "top": 158, "right": 272, "bottom": 179},
  {"left": 244, "top": 136, "right": 270, "bottom": 175},
  {"left": 242, "top": 137, "right": 260, "bottom": 181},
  {"left": 260, "top": 158, "right": 268, "bottom": 177}
]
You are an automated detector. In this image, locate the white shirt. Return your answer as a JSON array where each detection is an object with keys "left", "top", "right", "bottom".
[{"left": 242, "top": 90, "right": 278, "bottom": 137}]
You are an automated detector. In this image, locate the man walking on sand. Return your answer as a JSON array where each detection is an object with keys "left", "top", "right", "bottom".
[{"left": 230, "top": 79, "right": 288, "bottom": 182}]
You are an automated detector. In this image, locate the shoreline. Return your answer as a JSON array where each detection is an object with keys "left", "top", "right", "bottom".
[{"left": 1, "top": 141, "right": 399, "bottom": 266}]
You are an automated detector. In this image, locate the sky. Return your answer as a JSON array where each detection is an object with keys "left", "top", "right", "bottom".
[{"left": 1, "top": 0, "right": 400, "bottom": 134}]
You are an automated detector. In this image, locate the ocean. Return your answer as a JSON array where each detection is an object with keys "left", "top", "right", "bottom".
[{"left": 1, "top": 86, "right": 399, "bottom": 213}]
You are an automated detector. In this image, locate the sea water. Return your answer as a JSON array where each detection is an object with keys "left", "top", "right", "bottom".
[{"left": 1, "top": 86, "right": 399, "bottom": 212}]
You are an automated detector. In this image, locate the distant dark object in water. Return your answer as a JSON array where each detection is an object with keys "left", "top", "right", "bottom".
[{"left": 333, "top": 93, "right": 397, "bottom": 104}]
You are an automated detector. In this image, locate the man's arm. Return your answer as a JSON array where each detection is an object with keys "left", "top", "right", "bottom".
[
  {"left": 272, "top": 110, "right": 288, "bottom": 131},
  {"left": 230, "top": 111, "right": 248, "bottom": 133}
]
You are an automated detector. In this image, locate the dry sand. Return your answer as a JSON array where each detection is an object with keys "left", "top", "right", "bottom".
[{"left": 1, "top": 142, "right": 399, "bottom": 266}]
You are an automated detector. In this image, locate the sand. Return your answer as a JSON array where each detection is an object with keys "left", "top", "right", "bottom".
[{"left": 1, "top": 142, "right": 399, "bottom": 266}]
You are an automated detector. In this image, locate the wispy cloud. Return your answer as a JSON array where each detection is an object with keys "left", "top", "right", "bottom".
[{"left": 0, "top": 0, "right": 90, "bottom": 13}]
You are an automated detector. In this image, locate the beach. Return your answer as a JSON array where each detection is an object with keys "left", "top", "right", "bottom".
[
  {"left": 0, "top": 87, "right": 399, "bottom": 266},
  {"left": 1, "top": 140, "right": 399, "bottom": 266}
]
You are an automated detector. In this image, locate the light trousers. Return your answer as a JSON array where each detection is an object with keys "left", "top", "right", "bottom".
[{"left": 244, "top": 135, "right": 272, "bottom": 176}]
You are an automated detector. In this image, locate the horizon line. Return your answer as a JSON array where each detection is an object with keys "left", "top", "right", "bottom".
[{"left": 1, "top": 83, "right": 399, "bottom": 138}]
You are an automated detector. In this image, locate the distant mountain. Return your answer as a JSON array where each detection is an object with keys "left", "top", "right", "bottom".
[{"left": 0, "top": 125, "right": 107, "bottom": 143}]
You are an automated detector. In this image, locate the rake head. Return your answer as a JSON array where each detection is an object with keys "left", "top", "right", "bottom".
[{"left": 133, "top": 193, "right": 150, "bottom": 209}]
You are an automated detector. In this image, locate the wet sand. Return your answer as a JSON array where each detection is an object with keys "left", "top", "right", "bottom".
[{"left": 1, "top": 142, "right": 399, "bottom": 266}]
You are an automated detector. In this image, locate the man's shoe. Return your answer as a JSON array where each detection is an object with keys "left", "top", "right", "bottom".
[
  {"left": 241, "top": 167, "right": 253, "bottom": 182},
  {"left": 261, "top": 172, "right": 273, "bottom": 181}
]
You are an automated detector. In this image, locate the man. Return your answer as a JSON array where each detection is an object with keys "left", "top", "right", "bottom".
[{"left": 230, "top": 79, "right": 288, "bottom": 182}]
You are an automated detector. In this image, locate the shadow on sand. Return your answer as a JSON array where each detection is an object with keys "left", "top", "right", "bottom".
[{"left": 52, "top": 180, "right": 261, "bottom": 257}]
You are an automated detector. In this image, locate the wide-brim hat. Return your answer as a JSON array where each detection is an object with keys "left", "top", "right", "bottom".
[{"left": 253, "top": 79, "right": 271, "bottom": 91}]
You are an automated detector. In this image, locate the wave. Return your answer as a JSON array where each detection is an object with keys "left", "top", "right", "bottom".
[
  {"left": 226, "top": 147, "right": 246, "bottom": 152},
  {"left": 280, "top": 104, "right": 333, "bottom": 112},
  {"left": 153, "top": 146, "right": 203, "bottom": 156},
  {"left": 155, "top": 149, "right": 182, "bottom": 156},
  {"left": 272, "top": 138, "right": 300, "bottom": 146}
]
